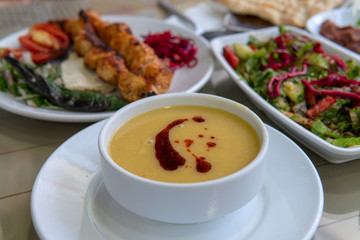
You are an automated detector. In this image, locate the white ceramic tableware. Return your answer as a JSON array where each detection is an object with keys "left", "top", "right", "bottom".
[
  {"left": 98, "top": 93, "right": 269, "bottom": 224},
  {"left": 0, "top": 15, "right": 214, "bottom": 122},
  {"left": 31, "top": 120, "right": 323, "bottom": 239},
  {"left": 211, "top": 26, "right": 360, "bottom": 163},
  {"left": 306, "top": 7, "right": 360, "bottom": 55}
]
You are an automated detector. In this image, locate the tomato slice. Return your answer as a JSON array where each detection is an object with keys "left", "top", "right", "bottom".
[
  {"left": 223, "top": 45, "right": 239, "bottom": 69},
  {"left": 249, "top": 44, "right": 258, "bottom": 51},
  {"left": 30, "top": 29, "right": 61, "bottom": 50},
  {"left": 17, "top": 22, "right": 70, "bottom": 63},
  {"left": 31, "top": 23, "right": 70, "bottom": 49},
  {"left": 304, "top": 86, "right": 316, "bottom": 107},
  {"left": 0, "top": 48, "right": 24, "bottom": 60},
  {"left": 306, "top": 95, "right": 336, "bottom": 118},
  {"left": 31, "top": 52, "right": 58, "bottom": 64},
  {"left": 19, "top": 34, "right": 52, "bottom": 53}
]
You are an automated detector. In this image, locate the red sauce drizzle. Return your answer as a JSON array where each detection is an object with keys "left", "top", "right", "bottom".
[
  {"left": 155, "top": 119, "right": 188, "bottom": 170},
  {"left": 192, "top": 116, "right": 205, "bottom": 122},
  {"left": 184, "top": 139, "right": 194, "bottom": 147},
  {"left": 196, "top": 157, "right": 211, "bottom": 172},
  {"left": 154, "top": 116, "right": 213, "bottom": 173}
]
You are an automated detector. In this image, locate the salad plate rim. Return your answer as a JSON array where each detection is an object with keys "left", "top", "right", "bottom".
[{"left": 210, "top": 25, "right": 360, "bottom": 163}]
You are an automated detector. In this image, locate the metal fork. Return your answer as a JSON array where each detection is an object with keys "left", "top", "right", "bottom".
[{"left": 158, "top": 0, "right": 247, "bottom": 40}]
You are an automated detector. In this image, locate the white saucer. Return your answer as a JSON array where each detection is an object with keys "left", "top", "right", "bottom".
[{"left": 31, "top": 121, "right": 323, "bottom": 240}]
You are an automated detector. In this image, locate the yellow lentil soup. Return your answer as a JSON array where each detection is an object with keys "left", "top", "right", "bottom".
[{"left": 108, "top": 105, "right": 260, "bottom": 183}]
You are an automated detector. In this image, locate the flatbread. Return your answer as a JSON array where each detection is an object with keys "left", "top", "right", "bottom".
[{"left": 214, "top": 0, "right": 344, "bottom": 28}]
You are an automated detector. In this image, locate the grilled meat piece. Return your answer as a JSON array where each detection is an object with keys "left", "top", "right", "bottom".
[
  {"left": 63, "top": 18, "right": 83, "bottom": 39},
  {"left": 86, "top": 10, "right": 174, "bottom": 94},
  {"left": 84, "top": 46, "right": 114, "bottom": 70},
  {"left": 95, "top": 51, "right": 156, "bottom": 102},
  {"left": 63, "top": 10, "right": 158, "bottom": 102},
  {"left": 73, "top": 31, "right": 93, "bottom": 57}
]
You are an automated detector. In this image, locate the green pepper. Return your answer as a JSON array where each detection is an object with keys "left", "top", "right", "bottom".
[{"left": 4, "top": 56, "right": 127, "bottom": 112}]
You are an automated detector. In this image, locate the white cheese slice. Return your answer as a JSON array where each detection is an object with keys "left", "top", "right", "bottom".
[{"left": 60, "top": 52, "right": 116, "bottom": 94}]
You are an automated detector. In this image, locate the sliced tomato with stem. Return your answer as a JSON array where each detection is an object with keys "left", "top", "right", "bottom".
[{"left": 223, "top": 45, "right": 240, "bottom": 69}]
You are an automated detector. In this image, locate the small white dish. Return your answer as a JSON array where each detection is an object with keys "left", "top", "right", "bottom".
[
  {"left": 306, "top": 7, "right": 360, "bottom": 55},
  {"left": 210, "top": 26, "right": 360, "bottom": 163},
  {"left": 0, "top": 15, "right": 214, "bottom": 122},
  {"left": 98, "top": 93, "right": 269, "bottom": 224},
  {"left": 31, "top": 120, "right": 323, "bottom": 240}
]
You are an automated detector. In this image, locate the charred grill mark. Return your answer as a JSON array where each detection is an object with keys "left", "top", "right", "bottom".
[
  {"left": 147, "top": 91, "right": 157, "bottom": 97},
  {"left": 79, "top": 10, "right": 108, "bottom": 50}
]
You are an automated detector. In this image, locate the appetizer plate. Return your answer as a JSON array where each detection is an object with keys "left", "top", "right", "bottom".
[
  {"left": 306, "top": 7, "right": 360, "bottom": 55},
  {"left": 0, "top": 15, "right": 214, "bottom": 122},
  {"left": 211, "top": 26, "right": 360, "bottom": 163},
  {"left": 31, "top": 120, "right": 323, "bottom": 240}
]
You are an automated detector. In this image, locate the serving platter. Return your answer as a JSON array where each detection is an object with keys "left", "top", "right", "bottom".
[
  {"left": 211, "top": 26, "right": 360, "bottom": 163},
  {"left": 31, "top": 120, "right": 323, "bottom": 240},
  {"left": 306, "top": 7, "right": 360, "bottom": 56},
  {"left": 0, "top": 15, "right": 214, "bottom": 122}
]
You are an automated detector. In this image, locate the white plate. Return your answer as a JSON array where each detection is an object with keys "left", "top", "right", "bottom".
[
  {"left": 211, "top": 26, "right": 360, "bottom": 163},
  {"left": 306, "top": 7, "right": 360, "bottom": 55},
  {"left": 31, "top": 120, "right": 323, "bottom": 240},
  {"left": 0, "top": 15, "right": 214, "bottom": 122}
]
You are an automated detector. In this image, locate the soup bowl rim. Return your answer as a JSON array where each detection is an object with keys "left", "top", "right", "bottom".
[{"left": 98, "top": 92, "right": 269, "bottom": 187}]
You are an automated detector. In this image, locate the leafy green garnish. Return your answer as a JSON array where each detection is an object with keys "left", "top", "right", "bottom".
[
  {"left": 332, "top": 137, "right": 360, "bottom": 147},
  {"left": 356, "top": 18, "right": 360, "bottom": 27}
]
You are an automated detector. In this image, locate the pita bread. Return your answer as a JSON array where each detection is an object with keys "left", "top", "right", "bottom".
[{"left": 214, "top": 0, "right": 343, "bottom": 27}]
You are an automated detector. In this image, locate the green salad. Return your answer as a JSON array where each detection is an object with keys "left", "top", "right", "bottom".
[
  {"left": 0, "top": 58, "right": 56, "bottom": 108},
  {"left": 222, "top": 27, "right": 360, "bottom": 148}
]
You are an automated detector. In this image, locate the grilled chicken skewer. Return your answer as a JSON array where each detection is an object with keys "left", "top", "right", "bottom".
[
  {"left": 84, "top": 10, "right": 174, "bottom": 94},
  {"left": 64, "top": 10, "right": 159, "bottom": 102}
]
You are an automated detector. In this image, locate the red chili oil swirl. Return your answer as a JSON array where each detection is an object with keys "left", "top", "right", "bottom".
[
  {"left": 155, "top": 119, "right": 188, "bottom": 170},
  {"left": 192, "top": 116, "right": 205, "bottom": 122},
  {"left": 196, "top": 157, "right": 211, "bottom": 173},
  {"left": 184, "top": 139, "right": 194, "bottom": 147},
  {"left": 155, "top": 116, "right": 213, "bottom": 173}
]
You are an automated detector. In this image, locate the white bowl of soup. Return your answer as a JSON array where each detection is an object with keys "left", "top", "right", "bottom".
[{"left": 98, "top": 93, "right": 269, "bottom": 224}]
